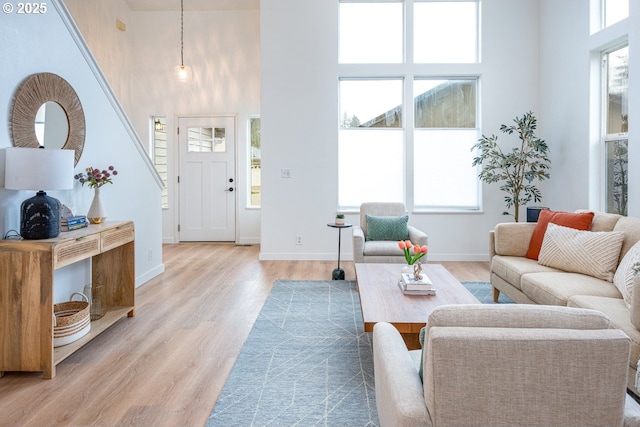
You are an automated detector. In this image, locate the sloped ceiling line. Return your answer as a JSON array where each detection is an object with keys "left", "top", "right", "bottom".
[{"left": 53, "top": 0, "right": 164, "bottom": 190}]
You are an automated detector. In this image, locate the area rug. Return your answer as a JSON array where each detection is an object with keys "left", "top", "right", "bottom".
[
  {"left": 207, "top": 280, "right": 506, "bottom": 427},
  {"left": 463, "top": 281, "right": 514, "bottom": 304}
]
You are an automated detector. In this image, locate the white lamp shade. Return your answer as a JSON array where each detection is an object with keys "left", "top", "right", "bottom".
[{"left": 4, "top": 147, "right": 74, "bottom": 191}]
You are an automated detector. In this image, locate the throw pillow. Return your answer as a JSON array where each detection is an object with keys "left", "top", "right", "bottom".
[
  {"left": 365, "top": 214, "right": 409, "bottom": 241},
  {"left": 538, "top": 224, "right": 624, "bottom": 282},
  {"left": 614, "top": 241, "right": 640, "bottom": 308},
  {"left": 525, "top": 210, "right": 595, "bottom": 260}
]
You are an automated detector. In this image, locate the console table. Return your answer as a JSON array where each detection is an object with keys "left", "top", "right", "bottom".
[{"left": 0, "top": 221, "right": 135, "bottom": 378}]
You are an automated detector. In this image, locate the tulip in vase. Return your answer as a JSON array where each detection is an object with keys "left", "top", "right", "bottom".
[{"left": 398, "top": 240, "right": 429, "bottom": 280}]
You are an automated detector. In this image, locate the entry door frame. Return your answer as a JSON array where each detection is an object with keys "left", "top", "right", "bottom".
[{"left": 175, "top": 113, "right": 238, "bottom": 243}]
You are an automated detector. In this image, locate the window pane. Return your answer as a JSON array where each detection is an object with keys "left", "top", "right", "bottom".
[
  {"left": 606, "top": 46, "right": 628, "bottom": 135},
  {"left": 414, "top": 1, "right": 477, "bottom": 63},
  {"left": 152, "top": 116, "right": 168, "bottom": 208},
  {"left": 249, "top": 117, "right": 261, "bottom": 207},
  {"left": 339, "top": 129, "right": 404, "bottom": 208},
  {"left": 414, "top": 79, "right": 476, "bottom": 128},
  {"left": 340, "top": 79, "right": 403, "bottom": 128},
  {"left": 605, "top": 0, "right": 628, "bottom": 27},
  {"left": 414, "top": 129, "right": 479, "bottom": 208},
  {"left": 214, "top": 128, "right": 226, "bottom": 152},
  {"left": 188, "top": 127, "right": 214, "bottom": 152},
  {"left": 605, "top": 138, "right": 628, "bottom": 216},
  {"left": 339, "top": 2, "right": 403, "bottom": 64}
]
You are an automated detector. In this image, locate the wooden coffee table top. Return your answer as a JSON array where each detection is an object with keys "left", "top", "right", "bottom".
[{"left": 355, "top": 263, "right": 480, "bottom": 334}]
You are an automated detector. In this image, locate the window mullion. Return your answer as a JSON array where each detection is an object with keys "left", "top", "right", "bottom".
[{"left": 405, "top": 76, "right": 414, "bottom": 211}]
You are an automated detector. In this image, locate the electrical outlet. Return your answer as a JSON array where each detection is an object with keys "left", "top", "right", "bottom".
[
  {"left": 148, "top": 249, "right": 153, "bottom": 261},
  {"left": 296, "top": 235, "right": 302, "bottom": 245},
  {"left": 281, "top": 168, "right": 291, "bottom": 178}
]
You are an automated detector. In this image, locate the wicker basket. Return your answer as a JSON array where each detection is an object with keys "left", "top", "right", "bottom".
[{"left": 54, "top": 292, "right": 90, "bottom": 347}]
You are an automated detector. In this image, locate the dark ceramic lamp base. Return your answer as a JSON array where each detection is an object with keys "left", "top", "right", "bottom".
[{"left": 20, "top": 191, "right": 61, "bottom": 239}]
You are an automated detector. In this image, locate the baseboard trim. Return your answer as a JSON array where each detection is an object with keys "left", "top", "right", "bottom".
[{"left": 136, "top": 264, "right": 165, "bottom": 287}]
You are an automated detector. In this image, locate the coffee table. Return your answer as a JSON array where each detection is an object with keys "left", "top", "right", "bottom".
[{"left": 355, "top": 263, "right": 480, "bottom": 349}]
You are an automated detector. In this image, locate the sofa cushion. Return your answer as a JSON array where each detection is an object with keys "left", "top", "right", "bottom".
[
  {"left": 525, "top": 210, "right": 594, "bottom": 260},
  {"left": 365, "top": 214, "right": 409, "bottom": 241},
  {"left": 521, "top": 272, "right": 622, "bottom": 306},
  {"left": 363, "top": 240, "right": 405, "bottom": 256},
  {"left": 614, "top": 241, "right": 640, "bottom": 308},
  {"left": 494, "top": 223, "right": 537, "bottom": 256},
  {"left": 587, "top": 211, "right": 623, "bottom": 232},
  {"left": 491, "top": 255, "right": 560, "bottom": 290},
  {"left": 538, "top": 224, "right": 625, "bottom": 281},
  {"left": 614, "top": 216, "right": 640, "bottom": 259},
  {"left": 568, "top": 294, "right": 640, "bottom": 379}
]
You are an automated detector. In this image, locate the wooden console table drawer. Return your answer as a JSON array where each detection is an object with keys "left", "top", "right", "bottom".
[
  {"left": 53, "top": 233, "right": 101, "bottom": 269},
  {"left": 0, "top": 221, "right": 135, "bottom": 379},
  {"left": 101, "top": 222, "right": 134, "bottom": 252}
]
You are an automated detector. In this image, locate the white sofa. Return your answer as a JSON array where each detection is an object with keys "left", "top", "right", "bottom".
[
  {"left": 490, "top": 211, "right": 640, "bottom": 395},
  {"left": 373, "top": 304, "right": 640, "bottom": 427}
]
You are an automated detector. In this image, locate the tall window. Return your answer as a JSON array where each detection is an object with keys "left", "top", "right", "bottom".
[
  {"left": 338, "top": 0, "right": 480, "bottom": 210},
  {"left": 339, "top": 2, "right": 403, "bottom": 64},
  {"left": 603, "top": 45, "right": 628, "bottom": 216},
  {"left": 339, "top": 79, "right": 404, "bottom": 207},
  {"left": 152, "top": 116, "right": 168, "bottom": 208},
  {"left": 413, "top": 79, "right": 478, "bottom": 208},
  {"left": 414, "top": 1, "right": 478, "bottom": 63},
  {"left": 603, "top": 0, "right": 628, "bottom": 28},
  {"left": 249, "top": 117, "right": 261, "bottom": 207}
]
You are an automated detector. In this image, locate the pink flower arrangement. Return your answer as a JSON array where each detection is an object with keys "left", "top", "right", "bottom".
[
  {"left": 398, "top": 240, "right": 428, "bottom": 265},
  {"left": 75, "top": 166, "right": 118, "bottom": 189}
]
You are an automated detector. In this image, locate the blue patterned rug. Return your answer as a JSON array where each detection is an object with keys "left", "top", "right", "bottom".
[{"left": 207, "top": 280, "right": 508, "bottom": 427}]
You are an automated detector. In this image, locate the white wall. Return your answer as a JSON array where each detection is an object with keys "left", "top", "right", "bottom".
[
  {"left": 0, "top": 1, "right": 164, "bottom": 302},
  {"left": 260, "top": 0, "right": 542, "bottom": 261},
  {"left": 65, "top": 1, "right": 262, "bottom": 245},
  {"left": 539, "top": 0, "right": 639, "bottom": 217}
]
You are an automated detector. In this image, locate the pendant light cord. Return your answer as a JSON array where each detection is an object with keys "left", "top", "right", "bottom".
[{"left": 180, "top": 0, "right": 185, "bottom": 66}]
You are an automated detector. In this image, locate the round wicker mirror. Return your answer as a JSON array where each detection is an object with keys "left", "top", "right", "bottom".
[{"left": 10, "top": 72, "right": 85, "bottom": 166}]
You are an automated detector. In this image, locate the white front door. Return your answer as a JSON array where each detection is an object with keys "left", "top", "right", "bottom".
[{"left": 178, "top": 116, "right": 236, "bottom": 241}]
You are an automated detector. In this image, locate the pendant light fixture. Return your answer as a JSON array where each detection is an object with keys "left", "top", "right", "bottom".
[{"left": 174, "top": 0, "right": 193, "bottom": 83}]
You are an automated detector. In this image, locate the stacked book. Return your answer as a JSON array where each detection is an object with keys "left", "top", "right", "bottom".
[
  {"left": 61, "top": 215, "right": 88, "bottom": 232},
  {"left": 398, "top": 272, "right": 436, "bottom": 295}
]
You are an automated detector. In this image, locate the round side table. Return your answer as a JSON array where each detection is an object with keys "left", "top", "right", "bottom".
[{"left": 326, "top": 223, "right": 352, "bottom": 280}]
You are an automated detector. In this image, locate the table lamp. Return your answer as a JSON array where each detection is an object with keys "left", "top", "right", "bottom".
[{"left": 4, "top": 147, "right": 75, "bottom": 239}]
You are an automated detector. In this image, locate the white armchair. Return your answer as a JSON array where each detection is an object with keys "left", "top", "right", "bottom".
[
  {"left": 373, "top": 304, "right": 638, "bottom": 427},
  {"left": 352, "top": 202, "right": 428, "bottom": 263}
]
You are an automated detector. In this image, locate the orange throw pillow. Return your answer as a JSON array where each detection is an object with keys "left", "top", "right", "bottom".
[{"left": 525, "top": 210, "right": 595, "bottom": 260}]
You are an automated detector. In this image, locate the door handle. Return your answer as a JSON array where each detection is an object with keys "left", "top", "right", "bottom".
[{"left": 225, "top": 187, "right": 234, "bottom": 192}]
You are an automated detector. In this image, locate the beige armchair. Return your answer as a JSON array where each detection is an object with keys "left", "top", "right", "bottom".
[
  {"left": 373, "top": 304, "right": 639, "bottom": 427},
  {"left": 352, "top": 202, "right": 428, "bottom": 263}
]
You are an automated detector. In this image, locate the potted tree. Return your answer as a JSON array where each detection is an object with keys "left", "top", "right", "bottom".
[{"left": 472, "top": 111, "right": 551, "bottom": 222}]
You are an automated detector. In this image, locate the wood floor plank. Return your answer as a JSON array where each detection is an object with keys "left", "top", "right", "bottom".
[{"left": 0, "top": 243, "right": 489, "bottom": 426}]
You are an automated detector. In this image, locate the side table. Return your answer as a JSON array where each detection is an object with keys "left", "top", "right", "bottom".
[{"left": 326, "top": 223, "right": 352, "bottom": 280}]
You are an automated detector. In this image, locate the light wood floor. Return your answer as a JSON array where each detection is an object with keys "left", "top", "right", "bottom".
[{"left": 0, "top": 243, "right": 489, "bottom": 427}]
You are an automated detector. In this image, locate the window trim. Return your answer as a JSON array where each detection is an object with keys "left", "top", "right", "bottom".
[
  {"left": 150, "top": 115, "right": 169, "bottom": 210},
  {"left": 600, "top": 43, "right": 629, "bottom": 215},
  {"left": 337, "top": 0, "right": 481, "bottom": 213},
  {"left": 247, "top": 115, "right": 261, "bottom": 209}
]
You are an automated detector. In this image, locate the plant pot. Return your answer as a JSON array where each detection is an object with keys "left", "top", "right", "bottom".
[{"left": 335, "top": 218, "right": 345, "bottom": 225}]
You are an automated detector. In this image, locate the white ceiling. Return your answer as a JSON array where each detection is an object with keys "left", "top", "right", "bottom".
[{"left": 124, "top": 0, "right": 259, "bottom": 12}]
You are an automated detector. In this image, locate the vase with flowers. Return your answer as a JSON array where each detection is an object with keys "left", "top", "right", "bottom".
[
  {"left": 398, "top": 240, "right": 429, "bottom": 279},
  {"left": 75, "top": 166, "right": 118, "bottom": 224}
]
